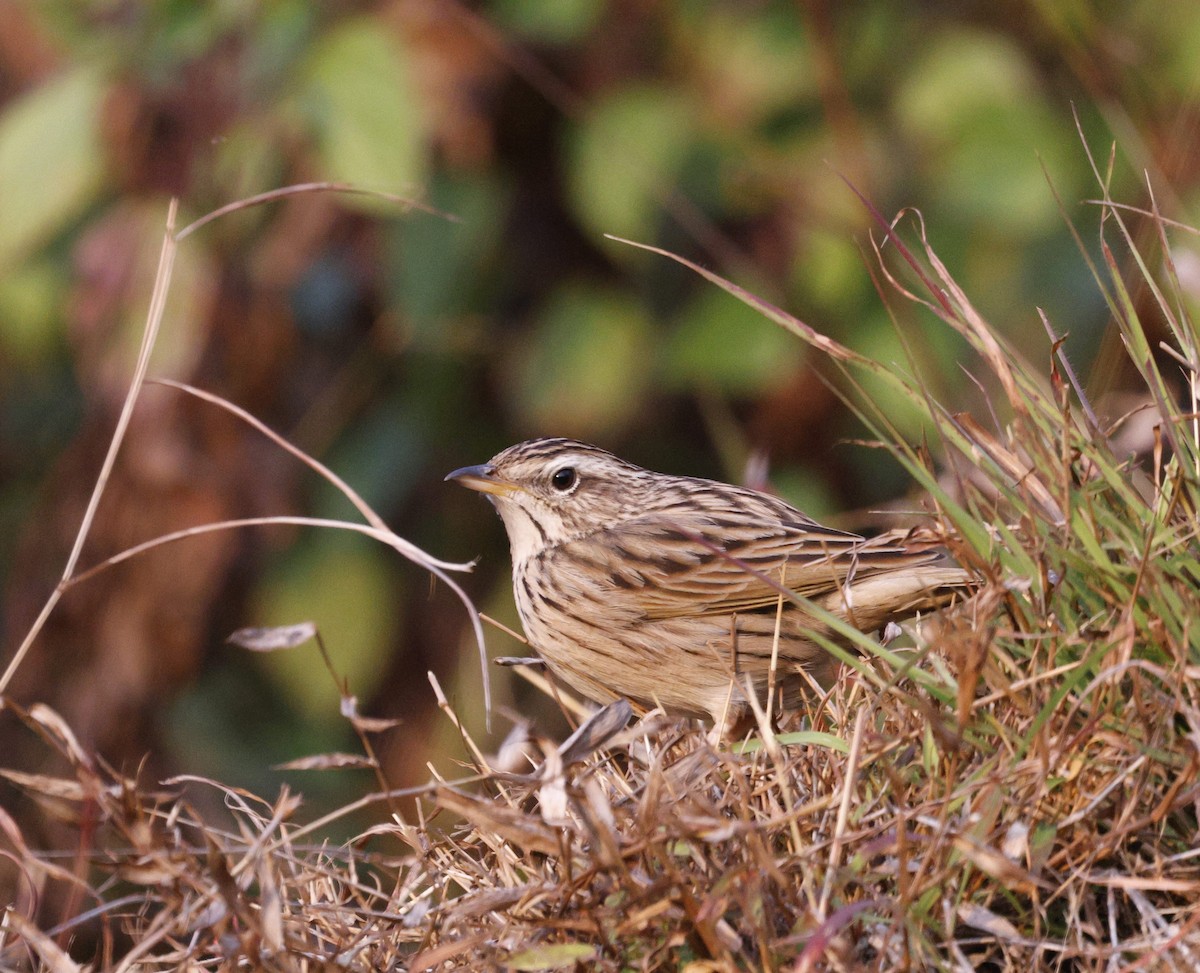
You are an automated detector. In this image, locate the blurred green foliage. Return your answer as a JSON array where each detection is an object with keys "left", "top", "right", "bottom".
[
  {"left": 0, "top": 65, "right": 105, "bottom": 271},
  {"left": 0, "top": 0, "right": 1196, "bottom": 800},
  {"left": 301, "top": 17, "right": 427, "bottom": 194}
]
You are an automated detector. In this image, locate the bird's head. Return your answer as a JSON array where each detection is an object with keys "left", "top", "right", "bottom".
[{"left": 446, "top": 438, "right": 647, "bottom": 561}]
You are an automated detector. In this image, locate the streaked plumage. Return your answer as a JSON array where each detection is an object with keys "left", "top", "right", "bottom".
[{"left": 448, "top": 438, "right": 969, "bottom": 725}]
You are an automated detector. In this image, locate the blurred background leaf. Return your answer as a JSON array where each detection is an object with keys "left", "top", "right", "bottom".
[
  {"left": 567, "top": 85, "right": 698, "bottom": 243},
  {"left": 0, "top": 65, "right": 106, "bottom": 272},
  {"left": 510, "top": 283, "right": 655, "bottom": 437},
  {"left": 252, "top": 532, "right": 400, "bottom": 721},
  {"left": 299, "top": 17, "right": 427, "bottom": 196},
  {"left": 662, "top": 288, "right": 803, "bottom": 395}
]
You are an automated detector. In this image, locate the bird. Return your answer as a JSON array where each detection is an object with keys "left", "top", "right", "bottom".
[{"left": 447, "top": 438, "right": 971, "bottom": 729}]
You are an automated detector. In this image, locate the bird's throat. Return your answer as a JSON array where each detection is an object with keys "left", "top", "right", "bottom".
[{"left": 496, "top": 502, "right": 553, "bottom": 563}]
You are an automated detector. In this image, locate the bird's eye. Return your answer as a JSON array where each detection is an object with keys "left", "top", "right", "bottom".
[{"left": 550, "top": 466, "right": 578, "bottom": 492}]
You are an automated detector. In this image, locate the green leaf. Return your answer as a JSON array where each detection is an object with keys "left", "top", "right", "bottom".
[
  {"left": 0, "top": 259, "right": 64, "bottom": 363},
  {"left": 491, "top": 0, "right": 603, "bottom": 44},
  {"left": 300, "top": 17, "right": 426, "bottom": 196},
  {"left": 506, "top": 943, "right": 597, "bottom": 970},
  {"left": 510, "top": 285, "right": 655, "bottom": 437},
  {"left": 740, "top": 730, "right": 849, "bottom": 754},
  {"left": 253, "top": 533, "right": 400, "bottom": 720},
  {"left": 798, "top": 230, "right": 871, "bottom": 311},
  {"left": 567, "top": 86, "right": 696, "bottom": 241},
  {"left": 663, "top": 287, "right": 803, "bottom": 394},
  {"left": 685, "top": 4, "right": 815, "bottom": 122},
  {"left": 0, "top": 65, "right": 106, "bottom": 272},
  {"left": 895, "top": 30, "right": 1075, "bottom": 233},
  {"left": 849, "top": 314, "right": 939, "bottom": 442},
  {"left": 388, "top": 172, "right": 505, "bottom": 339}
]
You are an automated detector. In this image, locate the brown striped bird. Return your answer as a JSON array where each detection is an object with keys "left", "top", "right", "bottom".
[{"left": 448, "top": 438, "right": 970, "bottom": 728}]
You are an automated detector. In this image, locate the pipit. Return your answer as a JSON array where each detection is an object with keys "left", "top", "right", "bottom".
[{"left": 448, "top": 438, "right": 970, "bottom": 727}]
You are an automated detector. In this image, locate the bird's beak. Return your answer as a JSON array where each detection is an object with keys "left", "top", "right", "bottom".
[{"left": 444, "top": 463, "right": 522, "bottom": 498}]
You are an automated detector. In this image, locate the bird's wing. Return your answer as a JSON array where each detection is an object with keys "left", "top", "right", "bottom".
[{"left": 563, "top": 501, "right": 939, "bottom": 621}]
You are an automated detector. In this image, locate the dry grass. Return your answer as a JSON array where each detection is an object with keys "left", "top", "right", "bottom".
[{"left": 4, "top": 166, "right": 1200, "bottom": 970}]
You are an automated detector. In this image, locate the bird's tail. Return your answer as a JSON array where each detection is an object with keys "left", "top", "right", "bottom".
[{"left": 816, "top": 564, "right": 974, "bottom": 633}]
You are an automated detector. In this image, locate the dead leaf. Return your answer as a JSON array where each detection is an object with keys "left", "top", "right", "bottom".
[
  {"left": 226, "top": 623, "right": 317, "bottom": 651},
  {"left": 557, "top": 698, "right": 632, "bottom": 765},
  {"left": 434, "top": 786, "right": 561, "bottom": 856},
  {"left": 273, "top": 752, "right": 375, "bottom": 771},
  {"left": 1, "top": 910, "right": 84, "bottom": 973}
]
